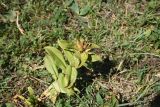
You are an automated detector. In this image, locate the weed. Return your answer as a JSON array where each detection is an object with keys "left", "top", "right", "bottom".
[{"left": 39, "top": 39, "right": 102, "bottom": 104}]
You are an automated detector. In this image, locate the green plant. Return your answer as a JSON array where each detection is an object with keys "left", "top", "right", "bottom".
[
  {"left": 14, "top": 87, "right": 39, "bottom": 107},
  {"left": 66, "top": 0, "right": 91, "bottom": 16},
  {"left": 40, "top": 38, "right": 102, "bottom": 103}
]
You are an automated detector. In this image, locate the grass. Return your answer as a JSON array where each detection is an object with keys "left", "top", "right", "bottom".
[{"left": 0, "top": 0, "right": 160, "bottom": 106}]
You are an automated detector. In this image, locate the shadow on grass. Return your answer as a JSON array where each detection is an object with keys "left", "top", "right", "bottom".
[
  {"left": 76, "top": 56, "right": 116, "bottom": 95},
  {"left": 150, "top": 94, "right": 160, "bottom": 107}
]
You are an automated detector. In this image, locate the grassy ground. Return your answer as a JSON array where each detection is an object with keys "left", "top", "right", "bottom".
[{"left": 0, "top": 0, "right": 160, "bottom": 107}]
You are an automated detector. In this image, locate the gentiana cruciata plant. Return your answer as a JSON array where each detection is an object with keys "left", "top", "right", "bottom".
[{"left": 40, "top": 38, "right": 102, "bottom": 103}]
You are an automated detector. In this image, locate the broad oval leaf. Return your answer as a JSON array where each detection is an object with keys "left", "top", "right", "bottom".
[
  {"left": 67, "top": 67, "right": 77, "bottom": 88},
  {"left": 79, "top": 52, "right": 88, "bottom": 67},
  {"left": 70, "top": 0, "right": 79, "bottom": 14},
  {"left": 52, "top": 81, "right": 61, "bottom": 92},
  {"left": 63, "top": 76, "right": 69, "bottom": 88},
  {"left": 64, "top": 50, "right": 80, "bottom": 68},
  {"left": 57, "top": 73, "right": 68, "bottom": 93},
  {"left": 65, "top": 65, "right": 75, "bottom": 88},
  {"left": 96, "top": 92, "right": 104, "bottom": 105},
  {"left": 80, "top": 5, "right": 91, "bottom": 16},
  {"left": 65, "top": 65, "right": 72, "bottom": 76},
  {"left": 44, "top": 46, "right": 66, "bottom": 70},
  {"left": 58, "top": 39, "right": 73, "bottom": 50},
  {"left": 44, "top": 55, "right": 58, "bottom": 80}
]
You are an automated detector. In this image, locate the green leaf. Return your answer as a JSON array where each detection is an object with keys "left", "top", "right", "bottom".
[
  {"left": 44, "top": 46, "right": 66, "bottom": 70},
  {"left": 63, "top": 76, "right": 70, "bottom": 88},
  {"left": 64, "top": 51, "right": 73, "bottom": 65},
  {"left": 65, "top": 65, "right": 77, "bottom": 89},
  {"left": 96, "top": 92, "right": 104, "bottom": 105},
  {"left": 58, "top": 73, "right": 68, "bottom": 93},
  {"left": 52, "top": 81, "right": 61, "bottom": 92},
  {"left": 54, "top": 80, "right": 74, "bottom": 96},
  {"left": 28, "top": 87, "right": 35, "bottom": 96},
  {"left": 48, "top": 88, "right": 59, "bottom": 104},
  {"left": 64, "top": 50, "right": 80, "bottom": 68},
  {"left": 80, "top": 5, "right": 91, "bottom": 16},
  {"left": 79, "top": 52, "right": 88, "bottom": 67},
  {"left": 65, "top": 65, "right": 72, "bottom": 78},
  {"left": 65, "top": 88, "right": 75, "bottom": 96},
  {"left": 58, "top": 39, "right": 73, "bottom": 50},
  {"left": 67, "top": 67, "right": 77, "bottom": 88},
  {"left": 70, "top": 0, "right": 79, "bottom": 14},
  {"left": 91, "top": 54, "right": 102, "bottom": 62},
  {"left": 44, "top": 55, "right": 58, "bottom": 80},
  {"left": 27, "top": 88, "right": 38, "bottom": 105}
]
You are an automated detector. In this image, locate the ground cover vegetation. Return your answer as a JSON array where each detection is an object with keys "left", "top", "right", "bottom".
[{"left": 0, "top": 0, "right": 160, "bottom": 107}]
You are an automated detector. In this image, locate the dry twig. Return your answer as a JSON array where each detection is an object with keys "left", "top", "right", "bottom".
[{"left": 16, "top": 11, "right": 25, "bottom": 35}]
